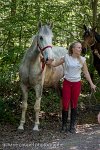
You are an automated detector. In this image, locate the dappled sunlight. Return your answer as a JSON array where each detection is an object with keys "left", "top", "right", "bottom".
[
  {"left": 80, "top": 93, "right": 91, "bottom": 97},
  {"left": 69, "top": 146, "right": 80, "bottom": 150},
  {"left": 0, "top": 123, "right": 100, "bottom": 150},
  {"left": 76, "top": 124, "right": 100, "bottom": 134}
]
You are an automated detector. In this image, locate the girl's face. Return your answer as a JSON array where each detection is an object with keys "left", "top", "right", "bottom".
[{"left": 72, "top": 43, "right": 82, "bottom": 56}]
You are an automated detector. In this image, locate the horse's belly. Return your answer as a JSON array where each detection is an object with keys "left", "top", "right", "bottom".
[{"left": 44, "top": 66, "right": 64, "bottom": 87}]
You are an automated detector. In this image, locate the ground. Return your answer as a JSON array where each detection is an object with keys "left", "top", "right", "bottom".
[{"left": 0, "top": 117, "right": 100, "bottom": 150}]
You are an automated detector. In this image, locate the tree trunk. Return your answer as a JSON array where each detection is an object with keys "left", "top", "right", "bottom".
[
  {"left": 97, "top": 14, "right": 100, "bottom": 33},
  {"left": 11, "top": 0, "right": 16, "bottom": 16},
  {"left": 35, "top": 0, "right": 41, "bottom": 22},
  {"left": 92, "top": 0, "right": 98, "bottom": 28},
  {"left": 8, "top": 0, "right": 16, "bottom": 49}
]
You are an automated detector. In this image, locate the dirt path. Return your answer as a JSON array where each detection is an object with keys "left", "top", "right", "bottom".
[{"left": 0, "top": 122, "right": 100, "bottom": 150}]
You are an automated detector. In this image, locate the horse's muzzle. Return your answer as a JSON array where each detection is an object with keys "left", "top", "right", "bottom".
[{"left": 46, "top": 58, "right": 48, "bottom": 61}]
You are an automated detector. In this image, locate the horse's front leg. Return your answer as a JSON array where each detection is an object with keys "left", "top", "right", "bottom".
[
  {"left": 18, "top": 83, "right": 28, "bottom": 130},
  {"left": 33, "top": 84, "right": 43, "bottom": 131}
]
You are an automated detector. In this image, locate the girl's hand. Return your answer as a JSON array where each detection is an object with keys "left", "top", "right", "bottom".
[
  {"left": 46, "top": 59, "right": 54, "bottom": 65},
  {"left": 98, "top": 112, "right": 100, "bottom": 124},
  {"left": 91, "top": 84, "right": 96, "bottom": 92}
]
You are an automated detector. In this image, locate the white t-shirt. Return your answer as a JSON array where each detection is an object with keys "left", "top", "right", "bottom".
[{"left": 63, "top": 54, "right": 86, "bottom": 82}]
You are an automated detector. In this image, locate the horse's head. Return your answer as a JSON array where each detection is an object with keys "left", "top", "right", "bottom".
[
  {"left": 82, "top": 25, "right": 96, "bottom": 54},
  {"left": 81, "top": 41, "right": 87, "bottom": 55},
  {"left": 37, "top": 22, "right": 53, "bottom": 62},
  {"left": 83, "top": 25, "right": 96, "bottom": 47}
]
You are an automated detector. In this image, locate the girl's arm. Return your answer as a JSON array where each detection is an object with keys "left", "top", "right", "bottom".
[
  {"left": 82, "top": 61, "right": 96, "bottom": 91},
  {"left": 46, "top": 57, "right": 65, "bottom": 67}
]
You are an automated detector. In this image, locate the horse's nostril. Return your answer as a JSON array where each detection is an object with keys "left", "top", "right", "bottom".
[{"left": 46, "top": 58, "right": 48, "bottom": 61}]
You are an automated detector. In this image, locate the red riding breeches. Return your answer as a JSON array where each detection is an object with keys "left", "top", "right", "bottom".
[{"left": 62, "top": 79, "right": 81, "bottom": 111}]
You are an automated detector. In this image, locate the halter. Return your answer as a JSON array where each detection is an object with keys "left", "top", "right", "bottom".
[
  {"left": 37, "top": 40, "right": 52, "bottom": 72},
  {"left": 90, "top": 37, "right": 100, "bottom": 59},
  {"left": 37, "top": 42, "right": 52, "bottom": 52},
  {"left": 90, "top": 36, "right": 96, "bottom": 47}
]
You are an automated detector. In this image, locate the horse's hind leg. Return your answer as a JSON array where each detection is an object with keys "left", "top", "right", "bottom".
[
  {"left": 18, "top": 83, "right": 28, "bottom": 130},
  {"left": 33, "top": 84, "right": 42, "bottom": 131},
  {"left": 54, "top": 82, "right": 62, "bottom": 119}
]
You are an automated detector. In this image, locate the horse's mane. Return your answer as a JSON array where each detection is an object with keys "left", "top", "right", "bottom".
[
  {"left": 21, "top": 35, "right": 38, "bottom": 64},
  {"left": 30, "top": 35, "right": 37, "bottom": 45}
]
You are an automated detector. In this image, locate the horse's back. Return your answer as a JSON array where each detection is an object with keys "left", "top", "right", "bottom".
[{"left": 52, "top": 46, "right": 68, "bottom": 59}]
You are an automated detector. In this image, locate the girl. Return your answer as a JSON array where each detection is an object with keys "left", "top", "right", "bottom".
[{"left": 46, "top": 42, "right": 96, "bottom": 133}]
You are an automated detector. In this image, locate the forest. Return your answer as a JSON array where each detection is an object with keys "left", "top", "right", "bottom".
[{"left": 0, "top": 0, "right": 100, "bottom": 124}]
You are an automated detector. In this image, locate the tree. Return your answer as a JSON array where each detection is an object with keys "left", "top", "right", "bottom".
[{"left": 0, "top": 0, "right": 100, "bottom": 122}]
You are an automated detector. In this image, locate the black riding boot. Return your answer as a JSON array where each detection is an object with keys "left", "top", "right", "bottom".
[
  {"left": 69, "top": 108, "right": 77, "bottom": 133},
  {"left": 61, "top": 110, "right": 68, "bottom": 132}
]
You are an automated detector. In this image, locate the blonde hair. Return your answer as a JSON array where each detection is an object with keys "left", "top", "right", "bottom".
[{"left": 68, "top": 42, "right": 83, "bottom": 65}]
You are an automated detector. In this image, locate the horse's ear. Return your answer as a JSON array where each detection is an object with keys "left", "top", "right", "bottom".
[
  {"left": 49, "top": 22, "right": 53, "bottom": 29},
  {"left": 38, "top": 21, "right": 42, "bottom": 29},
  {"left": 83, "top": 25, "right": 87, "bottom": 31},
  {"left": 92, "top": 26, "right": 97, "bottom": 32},
  {"left": 46, "top": 21, "right": 53, "bottom": 29}
]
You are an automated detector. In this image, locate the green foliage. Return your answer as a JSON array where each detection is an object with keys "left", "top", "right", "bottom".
[
  {"left": 0, "top": 81, "right": 21, "bottom": 124},
  {"left": 41, "top": 89, "right": 60, "bottom": 113},
  {"left": 0, "top": 0, "right": 100, "bottom": 124}
]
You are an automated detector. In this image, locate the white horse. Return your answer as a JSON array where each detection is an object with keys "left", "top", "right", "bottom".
[{"left": 18, "top": 22, "right": 68, "bottom": 131}]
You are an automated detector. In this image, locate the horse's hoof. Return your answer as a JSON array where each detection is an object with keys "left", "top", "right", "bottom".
[
  {"left": 33, "top": 125, "right": 39, "bottom": 131},
  {"left": 33, "top": 128, "right": 39, "bottom": 131},
  {"left": 18, "top": 126, "right": 24, "bottom": 130}
]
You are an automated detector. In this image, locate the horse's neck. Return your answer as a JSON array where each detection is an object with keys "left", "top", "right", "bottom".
[
  {"left": 95, "top": 32, "right": 100, "bottom": 42},
  {"left": 23, "top": 36, "right": 40, "bottom": 64}
]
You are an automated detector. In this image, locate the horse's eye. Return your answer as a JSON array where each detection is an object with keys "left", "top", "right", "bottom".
[{"left": 40, "top": 36, "right": 43, "bottom": 41}]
